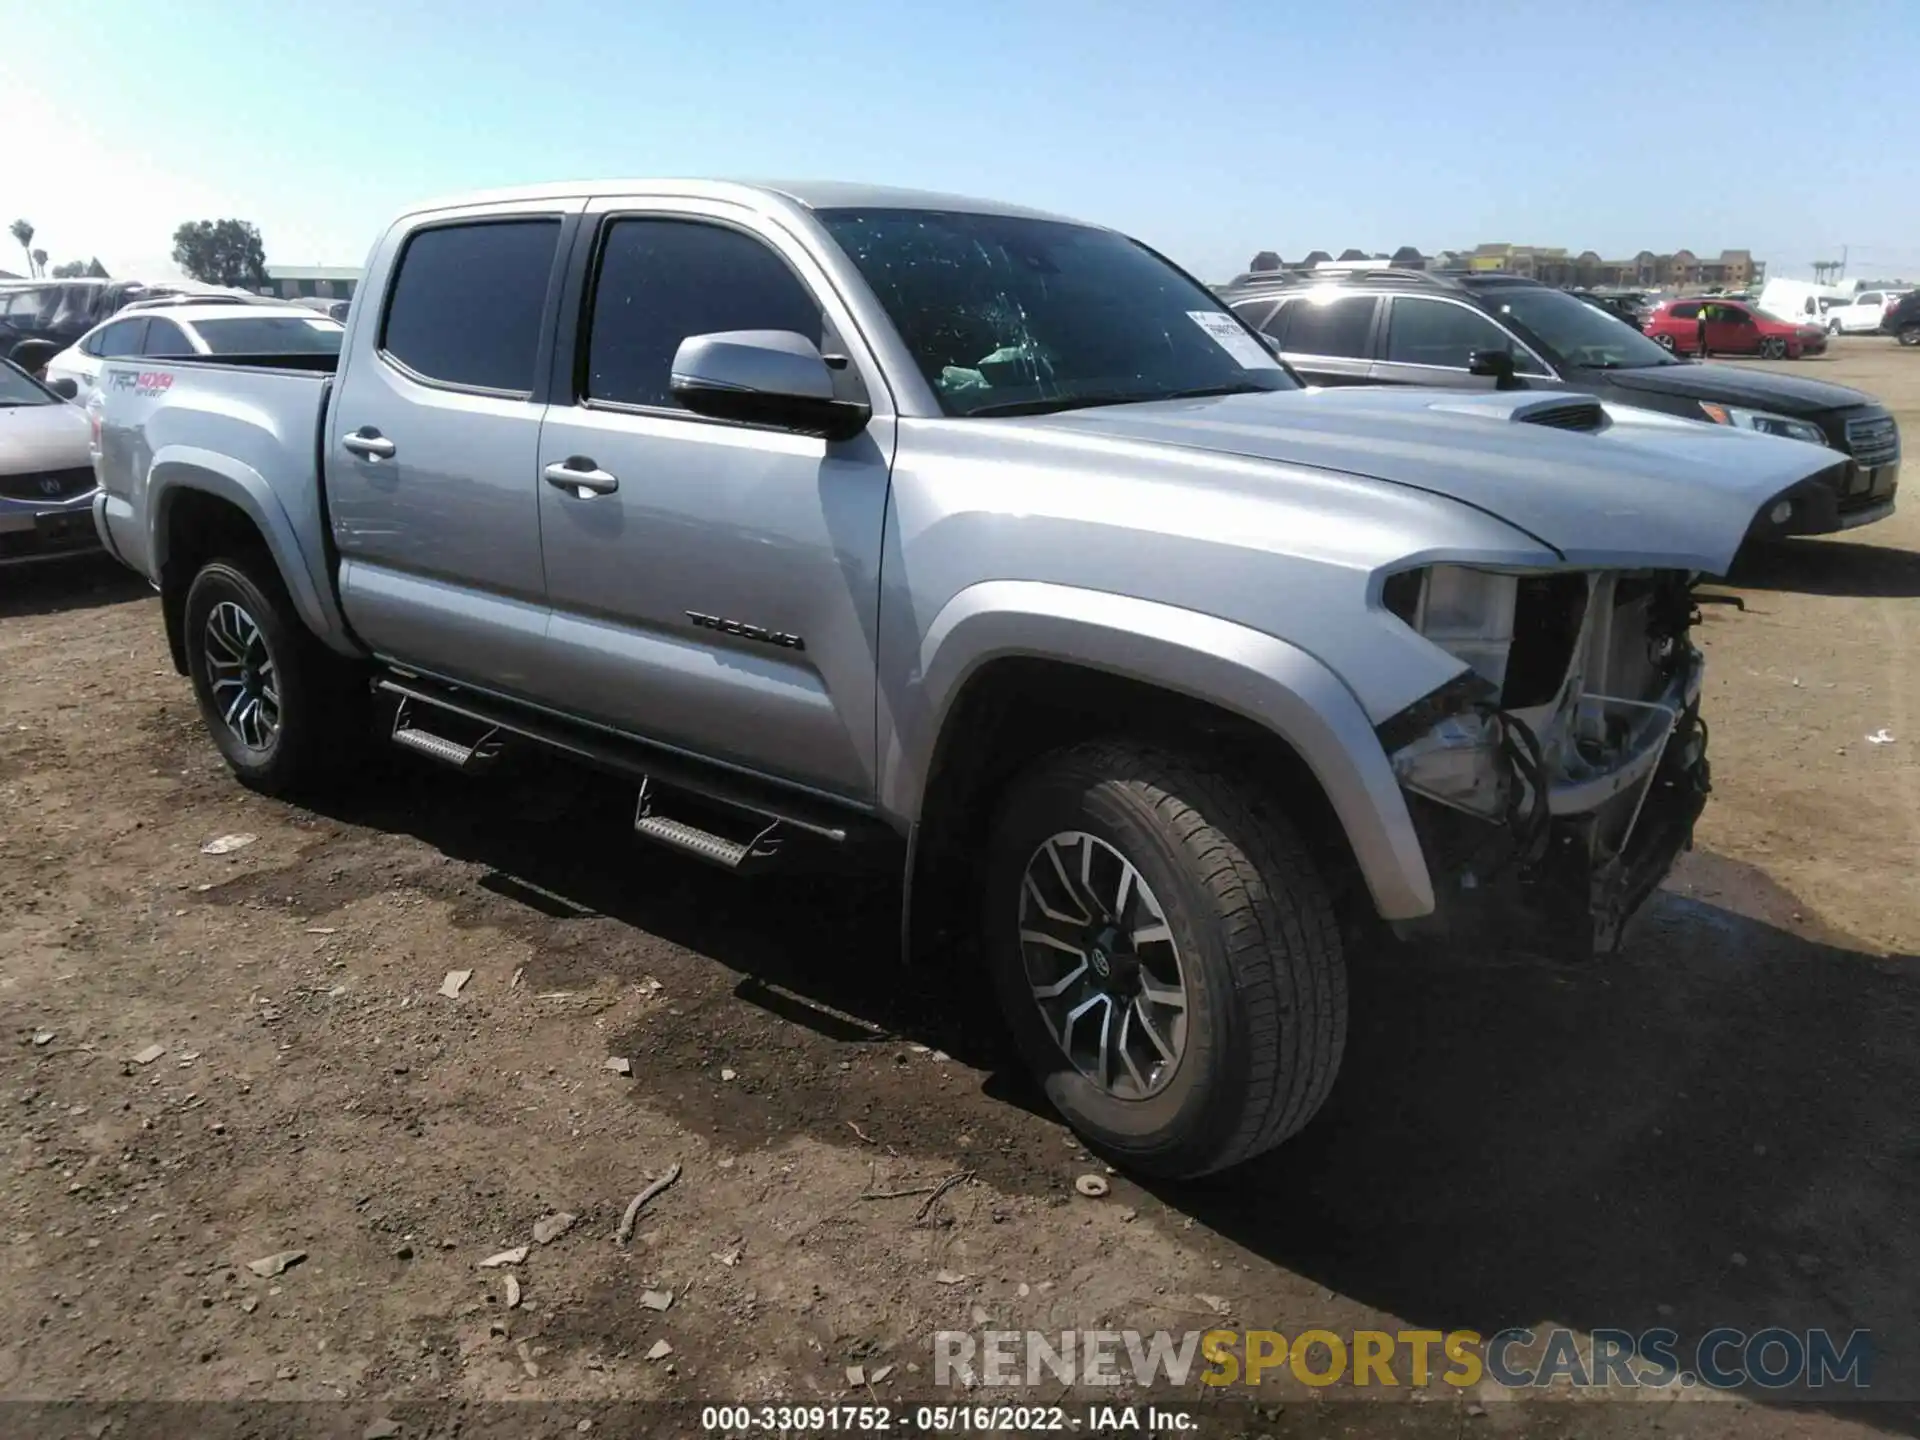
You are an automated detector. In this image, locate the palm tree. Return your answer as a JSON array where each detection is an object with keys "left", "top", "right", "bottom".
[
  {"left": 9, "top": 219, "right": 35, "bottom": 276},
  {"left": 31, "top": 248, "right": 47, "bottom": 277}
]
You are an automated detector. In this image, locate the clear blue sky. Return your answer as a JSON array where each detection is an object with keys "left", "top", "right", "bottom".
[{"left": 7, "top": 0, "right": 1920, "bottom": 284}]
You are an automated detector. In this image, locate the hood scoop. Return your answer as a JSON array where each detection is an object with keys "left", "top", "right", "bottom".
[{"left": 1427, "top": 393, "right": 1608, "bottom": 433}]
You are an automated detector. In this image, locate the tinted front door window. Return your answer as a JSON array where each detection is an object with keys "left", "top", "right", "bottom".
[
  {"left": 585, "top": 220, "right": 823, "bottom": 410},
  {"left": 1385, "top": 298, "right": 1521, "bottom": 369}
]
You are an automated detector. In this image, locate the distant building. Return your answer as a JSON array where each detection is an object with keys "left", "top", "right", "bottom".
[
  {"left": 1462, "top": 243, "right": 1762, "bottom": 291},
  {"left": 259, "top": 264, "right": 361, "bottom": 301},
  {"left": 1244, "top": 243, "right": 1765, "bottom": 291},
  {"left": 1242, "top": 246, "right": 1428, "bottom": 273}
]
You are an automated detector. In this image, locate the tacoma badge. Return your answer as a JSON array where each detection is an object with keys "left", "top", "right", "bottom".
[{"left": 685, "top": 611, "right": 806, "bottom": 651}]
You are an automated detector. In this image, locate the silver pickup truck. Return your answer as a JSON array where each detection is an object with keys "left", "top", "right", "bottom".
[{"left": 90, "top": 181, "right": 1845, "bottom": 1177}]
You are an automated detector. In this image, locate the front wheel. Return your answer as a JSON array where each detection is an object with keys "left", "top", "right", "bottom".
[
  {"left": 1829, "top": 319, "right": 1843, "bottom": 335},
  {"left": 982, "top": 743, "right": 1347, "bottom": 1178},
  {"left": 1761, "top": 337, "right": 1788, "bottom": 359},
  {"left": 183, "top": 558, "right": 366, "bottom": 797}
]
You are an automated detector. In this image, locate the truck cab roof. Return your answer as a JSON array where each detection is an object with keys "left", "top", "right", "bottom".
[{"left": 399, "top": 178, "right": 1084, "bottom": 226}]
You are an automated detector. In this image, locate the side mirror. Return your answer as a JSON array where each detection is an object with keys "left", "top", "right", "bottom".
[
  {"left": 1466, "top": 348, "right": 1522, "bottom": 390},
  {"left": 669, "top": 330, "right": 870, "bottom": 442},
  {"left": 49, "top": 377, "right": 79, "bottom": 400}
]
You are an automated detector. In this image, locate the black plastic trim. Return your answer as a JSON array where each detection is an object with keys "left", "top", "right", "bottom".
[{"left": 1374, "top": 669, "right": 1500, "bottom": 755}]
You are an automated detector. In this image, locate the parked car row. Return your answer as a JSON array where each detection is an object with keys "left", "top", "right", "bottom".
[
  {"left": 43, "top": 299, "right": 345, "bottom": 404},
  {"left": 0, "top": 277, "right": 261, "bottom": 360},
  {"left": 1219, "top": 267, "right": 1896, "bottom": 536}
]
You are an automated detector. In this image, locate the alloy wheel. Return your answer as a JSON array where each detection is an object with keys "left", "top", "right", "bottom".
[
  {"left": 1017, "top": 831, "right": 1189, "bottom": 1100},
  {"left": 203, "top": 600, "right": 280, "bottom": 752}
]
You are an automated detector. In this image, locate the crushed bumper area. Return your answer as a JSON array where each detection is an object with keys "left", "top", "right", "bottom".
[{"left": 1392, "top": 706, "right": 1711, "bottom": 960}]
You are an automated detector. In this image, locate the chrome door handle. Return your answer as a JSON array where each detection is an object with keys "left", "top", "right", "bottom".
[
  {"left": 342, "top": 431, "right": 396, "bottom": 460},
  {"left": 543, "top": 459, "right": 619, "bottom": 495}
]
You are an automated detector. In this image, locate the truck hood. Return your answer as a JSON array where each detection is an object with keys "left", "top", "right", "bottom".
[
  {"left": 1599, "top": 360, "right": 1877, "bottom": 416},
  {"left": 1021, "top": 386, "right": 1844, "bottom": 574},
  {"left": 0, "top": 399, "right": 92, "bottom": 473}
]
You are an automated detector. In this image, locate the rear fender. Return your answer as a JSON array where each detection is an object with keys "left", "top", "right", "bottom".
[
  {"left": 884, "top": 580, "right": 1435, "bottom": 921},
  {"left": 148, "top": 446, "right": 355, "bottom": 655}
]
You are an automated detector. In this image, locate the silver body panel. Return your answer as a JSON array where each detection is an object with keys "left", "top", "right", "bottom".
[{"left": 88, "top": 179, "right": 1850, "bottom": 924}]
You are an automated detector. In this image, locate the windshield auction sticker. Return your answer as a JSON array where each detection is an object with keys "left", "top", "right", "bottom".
[{"left": 1187, "top": 311, "right": 1281, "bottom": 369}]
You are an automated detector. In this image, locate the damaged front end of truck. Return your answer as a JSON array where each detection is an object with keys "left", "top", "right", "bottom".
[{"left": 1376, "top": 562, "right": 1719, "bottom": 959}]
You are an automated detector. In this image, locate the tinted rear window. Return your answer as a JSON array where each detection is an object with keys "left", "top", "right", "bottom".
[
  {"left": 380, "top": 219, "right": 560, "bottom": 393},
  {"left": 193, "top": 316, "right": 344, "bottom": 355}
]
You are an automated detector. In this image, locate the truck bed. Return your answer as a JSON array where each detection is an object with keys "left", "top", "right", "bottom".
[{"left": 93, "top": 355, "right": 341, "bottom": 645}]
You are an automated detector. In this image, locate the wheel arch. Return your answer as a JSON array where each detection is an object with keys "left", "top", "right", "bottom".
[
  {"left": 889, "top": 582, "right": 1434, "bottom": 947},
  {"left": 148, "top": 449, "right": 354, "bottom": 671}
]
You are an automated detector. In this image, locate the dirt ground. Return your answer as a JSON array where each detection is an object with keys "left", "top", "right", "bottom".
[{"left": 3, "top": 339, "right": 1918, "bottom": 1438}]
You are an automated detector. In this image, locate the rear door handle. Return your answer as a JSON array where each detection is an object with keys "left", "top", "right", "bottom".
[
  {"left": 342, "top": 431, "right": 396, "bottom": 460},
  {"left": 543, "top": 459, "right": 619, "bottom": 496}
]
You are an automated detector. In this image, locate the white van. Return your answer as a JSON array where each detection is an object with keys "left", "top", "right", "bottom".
[{"left": 1757, "top": 278, "right": 1854, "bottom": 327}]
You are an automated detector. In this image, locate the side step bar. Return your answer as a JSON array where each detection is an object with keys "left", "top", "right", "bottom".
[
  {"left": 373, "top": 672, "right": 897, "bottom": 871},
  {"left": 634, "top": 778, "right": 784, "bottom": 872},
  {"left": 390, "top": 696, "right": 504, "bottom": 773}
]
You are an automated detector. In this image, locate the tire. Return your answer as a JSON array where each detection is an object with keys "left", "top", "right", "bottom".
[
  {"left": 982, "top": 742, "right": 1346, "bottom": 1178},
  {"left": 1899, "top": 325, "right": 1920, "bottom": 348},
  {"left": 1761, "top": 337, "right": 1788, "bottom": 360},
  {"left": 1829, "top": 319, "right": 1843, "bottom": 335},
  {"left": 1655, "top": 333, "right": 1675, "bottom": 351},
  {"left": 183, "top": 557, "right": 366, "bottom": 797}
]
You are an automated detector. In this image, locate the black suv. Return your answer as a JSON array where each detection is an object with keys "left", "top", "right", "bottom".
[
  {"left": 0, "top": 279, "right": 192, "bottom": 360},
  {"left": 1222, "top": 268, "right": 1898, "bottom": 536},
  {"left": 1879, "top": 291, "right": 1920, "bottom": 346}
]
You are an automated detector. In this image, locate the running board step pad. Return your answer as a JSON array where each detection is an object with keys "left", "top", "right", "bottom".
[
  {"left": 389, "top": 698, "right": 501, "bottom": 773},
  {"left": 632, "top": 778, "right": 783, "bottom": 872},
  {"left": 632, "top": 812, "right": 754, "bottom": 869}
]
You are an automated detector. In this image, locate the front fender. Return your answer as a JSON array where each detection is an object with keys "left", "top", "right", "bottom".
[
  {"left": 883, "top": 580, "right": 1434, "bottom": 921},
  {"left": 148, "top": 446, "right": 355, "bottom": 655}
]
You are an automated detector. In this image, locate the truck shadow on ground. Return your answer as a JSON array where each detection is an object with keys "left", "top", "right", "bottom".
[
  {"left": 0, "top": 553, "right": 151, "bottom": 619},
  {"left": 291, "top": 754, "right": 1919, "bottom": 1426},
  {"left": 1729, "top": 535, "right": 1920, "bottom": 599},
  {"left": 1155, "top": 847, "right": 1920, "bottom": 1425}
]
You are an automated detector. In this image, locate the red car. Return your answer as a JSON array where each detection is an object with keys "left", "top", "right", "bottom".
[{"left": 1643, "top": 298, "right": 1828, "bottom": 359}]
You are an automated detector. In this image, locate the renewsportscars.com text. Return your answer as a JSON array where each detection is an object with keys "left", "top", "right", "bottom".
[{"left": 934, "top": 1327, "right": 1871, "bottom": 1391}]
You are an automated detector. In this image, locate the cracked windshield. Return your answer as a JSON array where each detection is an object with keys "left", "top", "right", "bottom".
[{"left": 820, "top": 208, "right": 1295, "bottom": 416}]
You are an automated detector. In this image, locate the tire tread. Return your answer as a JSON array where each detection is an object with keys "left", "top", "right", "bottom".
[{"left": 1018, "top": 741, "right": 1346, "bottom": 1175}]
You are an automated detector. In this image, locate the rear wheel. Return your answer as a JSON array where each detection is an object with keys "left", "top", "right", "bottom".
[
  {"left": 183, "top": 558, "right": 366, "bottom": 796},
  {"left": 1655, "top": 333, "right": 1675, "bottom": 351},
  {"left": 1899, "top": 325, "right": 1920, "bottom": 348},
  {"left": 982, "top": 742, "right": 1347, "bottom": 1178}
]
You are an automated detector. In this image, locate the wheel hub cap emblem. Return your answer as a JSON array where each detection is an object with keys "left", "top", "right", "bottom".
[{"left": 1089, "top": 947, "right": 1111, "bottom": 979}]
